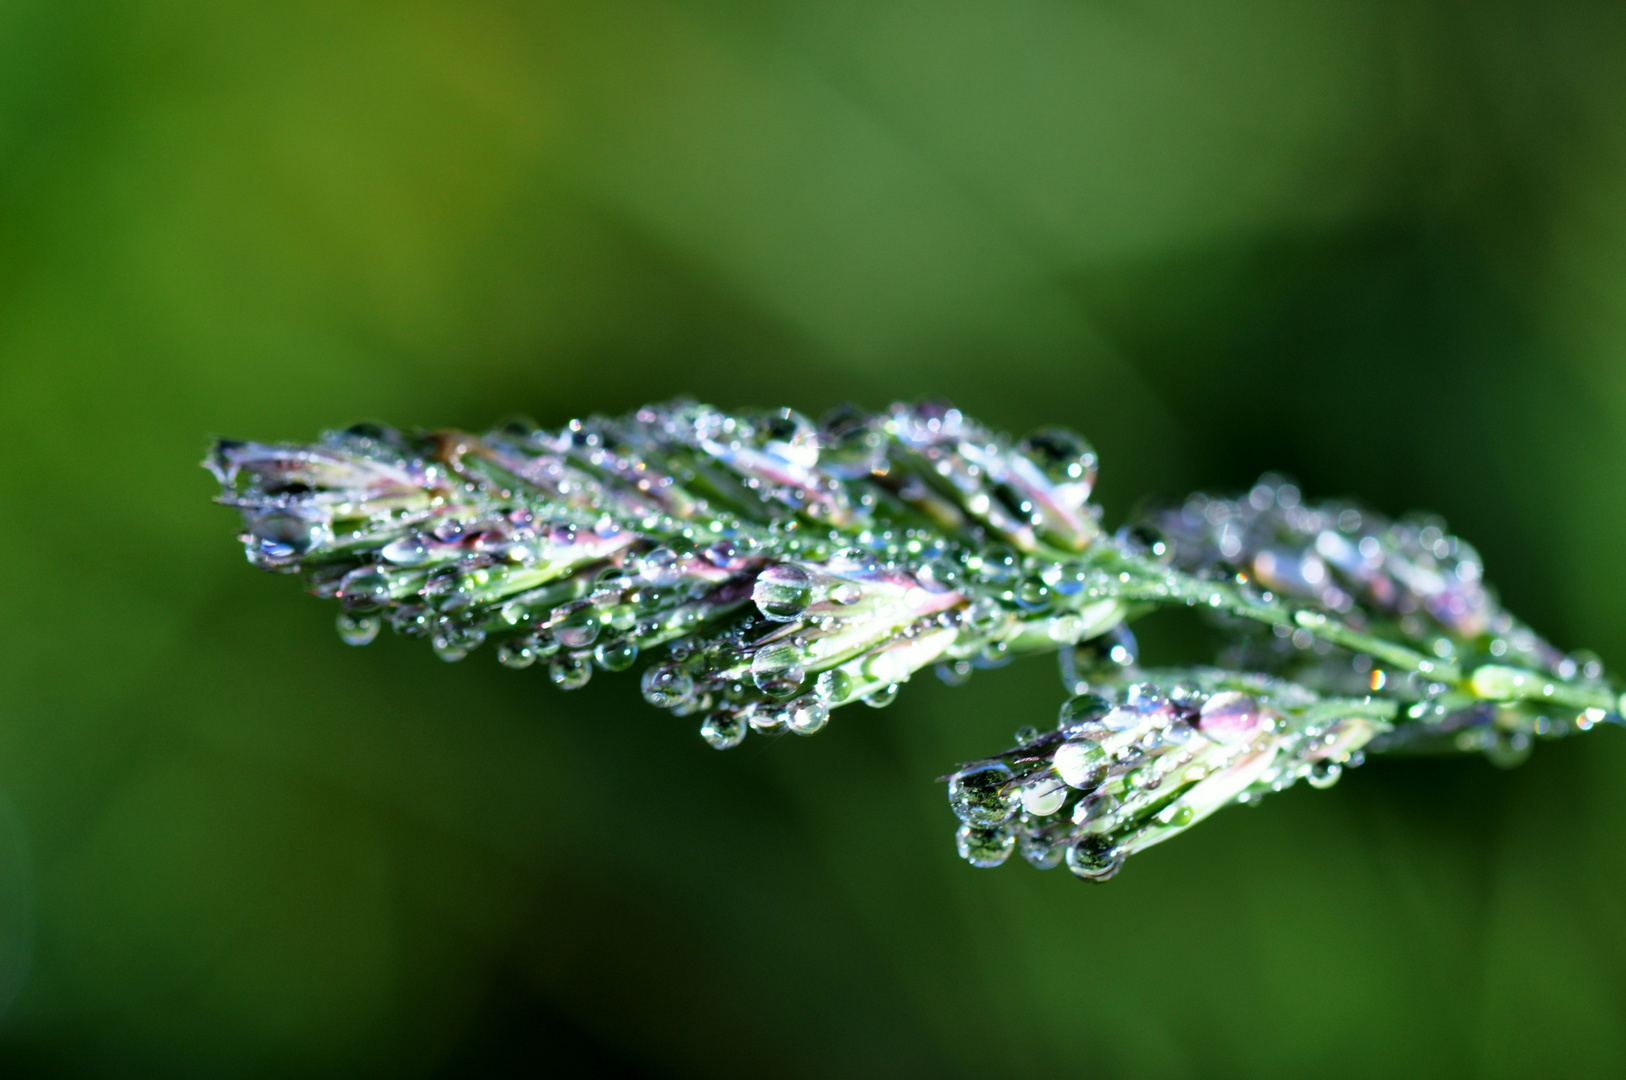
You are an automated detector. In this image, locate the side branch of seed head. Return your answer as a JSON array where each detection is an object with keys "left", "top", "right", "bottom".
[{"left": 208, "top": 400, "right": 1625, "bottom": 882}]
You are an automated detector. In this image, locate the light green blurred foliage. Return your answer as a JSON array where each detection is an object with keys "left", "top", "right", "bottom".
[{"left": 5, "top": 1, "right": 1626, "bottom": 1076}]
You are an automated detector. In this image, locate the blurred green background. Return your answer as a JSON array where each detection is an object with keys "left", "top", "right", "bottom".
[{"left": 5, "top": 1, "right": 1626, "bottom": 1075}]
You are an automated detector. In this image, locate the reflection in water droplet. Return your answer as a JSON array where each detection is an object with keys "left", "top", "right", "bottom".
[
  {"left": 863, "top": 683, "right": 900, "bottom": 708},
  {"left": 1066, "top": 836, "right": 1122, "bottom": 881},
  {"left": 701, "top": 711, "right": 747, "bottom": 749},
  {"left": 594, "top": 640, "right": 638, "bottom": 671},
  {"left": 948, "top": 762, "right": 1017, "bottom": 826},
  {"left": 641, "top": 665, "right": 695, "bottom": 708},
  {"left": 549, "top": 655, "right": 592, "bottom": 689},
  {"left": 814, "top": 668, "right": 852, "bottom": 703},
  {"left": 752, "top": 564, "right": 812, "bottom": 621},
  {"left": 496, "top": 637, "right": 536, "bottom": 669},
  {"left": 956, "top": 824, "right": 1015, "bottom": 868},
  {"left": 751, "top": 644, "right": 806, "bottom": 698},
  {"left": 788, "top": 698, "right": 829, "bottom": 735},
  {"left": 336, "top": 612, "right": 380, "bottom": 646}
]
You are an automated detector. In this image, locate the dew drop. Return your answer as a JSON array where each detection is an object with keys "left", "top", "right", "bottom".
[
  {"left": 863, "top": 683, "right": 900, "bottom": 708},
  {"left": 336, "top": 611, "right": 380, "bottom": 646},
  {"left": 381, "top": 533, "right": 431, "bottom": 566},
  {"left": 787, "top": 698, "right": 829, "bottom": 736},
  {"left": 1018, "top": 831, "right": 1065, "bottom": 869},
  {"left": 1307, "top": 759, "right": 1341, "bottom": 789},
  {"left": 496, "top": 637, "right": 537, "bottom": 669},
  {"left": 956, "top": 824, "right": 1014, "bottom": 868},
  {"left": 752, "top": 564, "right": 812, "bottom": 621},
  {"left": 1198, "top": 691, "right": 1263, "bottom": 744},
  {"left": 1065, "top": 835, "right": 1122, "bottom": 881},
  {"left": 751, "top": 644, "right": 806, "bottom": 698},
  {"left": 814, "top": 668, "right": 852, "bottom": 703},
  {"left": 1020, "top": 777, "right": 1067, "bottom": 816},
  {"left": 1017, "top": 427, "right": 1098, "bottom": 493},
  {"left": 1052, "top": 741, "right": 1107, "bottom": 789},
  {"left": 549, "top": 655, "right": 592, "bottom": 690},
  {"left": 1058, "top": 693, "right": 1113, "bottom": 729},
  {"left": 641, "top": 665, "right": 695, "bottom": 708},
  {"left": 700, "top": 711, "right": 747, "bottom": 750},
  {"left": 948, "top": 761, "right": 1017, "bottom": 826},
  {"left": 555, "top": 607, "right": 601, "bottom": 649},
  {"left": 247, "top": 511, "right": 328, "bottom": 562},
  {"left": 594, "top": 640, "right": 638, "bottom": 671}
]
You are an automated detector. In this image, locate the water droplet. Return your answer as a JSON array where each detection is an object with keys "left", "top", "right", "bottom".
[
  {"left": 935, "top": 660, "right": 973, "bottom": 687},
  {"left": 919, "top": 558, "right": 962, "bottom": 591},
  {"left": 787, "top": 698, "right": 829, "bottom": 736},
  {"left": 964, "top": 596, "right": 1006, "bottom": 632},
  {"left": 751, "top": 644, "right": 806, "bottom": 698},
  {"left": 1017, "top": 427, "right": 1098, "bottom": 494},
  {"left": 752, "top": 564, "right": 812, "bottom": 621},
  {"left": 1058, "top": 693, "right": 1113, "bottom": 729},
  {"left": 247, "top": 510, "right": 328, "bottom": 562},
  {"left": 1014, "top": 725, "right": 1040, "bottom": 744},
  {"left": 432, "top": 634, "right": 469, "bottom": 662},
  {"left": 1018, "top": 831, "right": 1065, "bottom": 869},
  {"left": 593, "top": 640, "right": 638, "bottom": 671},
  {"left": 1198, "top": 691, "right": 1263, "bottom": 744},
  {"left": 555, "top": 606, "right": 601, "bottom": 649},
  {"left": 531, "top": 633, "right": 560, "bottom": 660},
  {"left": 338, "top": 568, "right": 393, "bottom": 610},
  {"left": 1020, "top": 777, "right": 1067, "bottom": 816},
  {"left": 389, "top": 603, "right": 431, "bottom": 638},
  {"left": 549, "top": 655, "right": 592, "bottom": 690},
  {"left": 496, "top": 637, "right": 537, "bottom": 669},
  {"left": 747, "top": 704, "right": 789, "bottom": 735},
  {"left": 948, "top": 762, "right": 1017, "bottom": 826},
  {"left": 863, "top": 683, "right": 900, "bottom": 708},
  {"left": 641, "top": 665, "right": 694, "bottom": 709},
  {"left": 975, "top": 544, "right": 1020, "bottom": 583},
  {"left": 1307, "top": 759, "right": 1341, "bottom": 789},
  {"left": 1052, "top": 741, "right": 1107, "bottom": 789},
  {"left": 829, "top": 582, "right": 862, "bottom": 605},
  {"left": 381, "top": 533, "right": 431, "bottom": 566},
  {"left": 814, "top": 668, "right": 852, "bottom": 703},
  {"left": 956, "top": 824, "right": 1014, "bottom": 868},
  {"left": 1017, "top": 578, "right": 1052, "bottom": 609},
  {"left": 1065, "top": 835, "right": 1122, "bottom": 881},
  {"left": 638, "top": 547, "right": 685, "bottom": 586},
  {"left": 336, "top": 611, "right": 380, "bottom": 646},
  {"left": 701, "top": 711, "right": 747, "bottom": 750}
]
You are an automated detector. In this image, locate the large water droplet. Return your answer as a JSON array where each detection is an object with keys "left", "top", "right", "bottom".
[
  {"left": 496, "top": 637, "right": 537, "bottom": 669},
  {"left": 338, "top": 568, "right": 392, "bottom": 610},
  {"left": 381, "top": 533, "right": 432, "bottom": 566},
  {"left": 336, "top": 611, "right": 380, "bottom": 646},
  {"left": 760, "top": 408, "right": 820, "bottom": 469},
  {"left": 1065, "top": 835, "right": 1122, "bottom": 881},
  {"left": 1307, "top": 759, "right": 1341, "bottom": 789},
  {"left": 554, "top": 606, "right": 601, "bottom": 649},
  {"left": 1017, "top": 427, "right": 1098, "bottom": 495},
  {"left": 1058, "top": 693, "right": 1113, "bottom": 729},
  {"left": 1052, "top": 741, "right": 1107, "bottom": 789},
  {"left": 700, "top": 711, "right": 747, "bottom": 750},
  {"left": 1018, "top": 831, "right": 1065, "bottom": 869},
  {"left": 752, "top": 564, "right": 812, "bottom": 621},
  {"left": 1198, "top": 691, "right": 1263, "bottom": 744},
  {"left": 814, "top": 668, "right": 852, "bottom": 703},
  {"left": 747, "top": 704, "right": 789, "bottom": 735},
  {"left": 787, "top": 698, "right": 829, "bottom": 736},
  {"left": 247, "top": 511, "right": 328, "bottom": 562},
  {"left": 1019, "top": 777, "right": 1068, "bottom": 816},
  {"left": 863, "top": 683, "right": 899, "bottom": 708},
  {"left": 549, "top": 655, "right": 592, "bottom": 690},
  {"left": 948, "top": 762, "right": 1017, "bottom": 826},
  {"left": 956, "top": 824, "right": 1014, "bottom": 868},
  {"left": 751, "top": 644, "right": 806, "bottom": 698},
  {"left": 641, "top": 665, "right": 695, "bottom": 709},
  {"left": 593, "top": 640, "right": 638, "bottom": 671}
]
